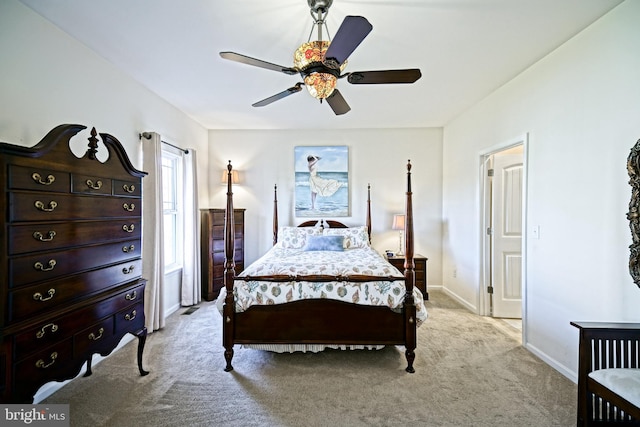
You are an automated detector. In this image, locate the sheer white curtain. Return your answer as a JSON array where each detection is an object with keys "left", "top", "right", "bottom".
[
  {"left": 181, "top": 149, "right": 201, "bottom": 306},
  {"left": 141, "top": 132, "right": 165, "bottom": 332}
]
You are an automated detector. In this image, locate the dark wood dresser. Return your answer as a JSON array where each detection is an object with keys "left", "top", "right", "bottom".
[
  {"left": 200, "top": 208, "right": 245, "bottom": 301},
  {"left": 0, "top": 124, "right": 149, "bottom": 403},
  {"left": 387, "top": 254, "right": 428, "bottom": 300}
]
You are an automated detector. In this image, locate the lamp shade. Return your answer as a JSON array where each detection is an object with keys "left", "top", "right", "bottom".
[
  {"left": 221, "top": 169, "right": 240, "bottom": 185},
  {"left": 392, "top": 214, "right": 405, "bottom": 230}
]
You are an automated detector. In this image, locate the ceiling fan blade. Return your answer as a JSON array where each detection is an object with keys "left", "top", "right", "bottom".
[
  {"left": 347, "top": 69, "right": 422, "bottom": 84},
  {"left": 323, "top": 16, "right": 373, "bottom": 68},
  {"left": 220, "top": 52, "right": 298, "bottom": 75},
  {"left": 252, "top": 84, "right": 303, "bottom": 107},
  {"left": 325, "top": 89, "right": 351, "bottom": 115}
]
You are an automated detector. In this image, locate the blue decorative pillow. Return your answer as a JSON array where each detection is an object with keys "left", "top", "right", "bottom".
[{"left": 302, "top": 235, "right": 344, "bottom": 252}]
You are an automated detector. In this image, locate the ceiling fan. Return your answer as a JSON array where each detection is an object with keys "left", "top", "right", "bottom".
[{"left": 220, "top": 0, "right": 422, "bottom": 115}]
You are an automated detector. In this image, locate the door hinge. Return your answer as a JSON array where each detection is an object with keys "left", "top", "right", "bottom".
[
  {"left": 487, "top": 168, "right": 494, "bottom": 177},
  {"left": 486, "top": 227, "right": 493, "bottom": 235},
  {"left": 487, "top": 286, "right": 494, "bottom": 294}
]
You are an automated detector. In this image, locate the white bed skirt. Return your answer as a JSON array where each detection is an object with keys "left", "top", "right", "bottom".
[{"left": 240, "top": 344, "right": 385, "bottom": 353}]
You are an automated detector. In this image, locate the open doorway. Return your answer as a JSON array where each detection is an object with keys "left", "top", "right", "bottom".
[{"left": 480, "top": 136, "right": 527, "bottom": 336}]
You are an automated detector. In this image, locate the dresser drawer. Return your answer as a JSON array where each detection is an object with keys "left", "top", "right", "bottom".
[
  {"left": 386, "top": 255, "right": 428, "bottom": 299},
  {"left": 212, "top": 262, "right": 244, "bottom": 280},
  {"left": 9, "top": 239, "right": 141, "bottom": 287},
  {"left": 211, "top": 224, "right": 244, "bottom": 242},
  {"left": 9, "top": 192, "right": 141, "bottom": 221},
  {"left": 210, "top": 210, "right": 244, "bottom": 225},
  {"left": 12, "top": 282, "right": 144, "bottom": 360},
  {"left": 74, "top": 318, "right": 115, "bottom": 357},
  {"left": 8, "top": 219, "right": 142, "bottom": 255},
  {"left": 71, "top": 173, "right": 113, "bottom": 195},
  {"left": 8, "top": 259, "right": 143, "bottom": 322},
  {"left": 115, "top": 301, "right": 145, "bottom": 333},
  {"left": 113, "top": 179, "right": 141, "bottom": 197},
  {"left": 211, "top": 244, "right": 243, "bottom": 259},
  {"left": 8, "top": 164, "right": 70, "bottom": 193},
  {"left": 13, "top": 338, "right": 74, "bottom": 397}
]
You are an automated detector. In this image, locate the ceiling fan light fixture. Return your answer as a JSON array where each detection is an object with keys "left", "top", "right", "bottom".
[
  {"left": 294, "top": 41, "right": 344, "bottom": 100},
  {"left": 304, "top": 72, "right": 337, "bottom": 99},
  {"left": 293, "top": 41, "right": 328, "bottom": 70}
]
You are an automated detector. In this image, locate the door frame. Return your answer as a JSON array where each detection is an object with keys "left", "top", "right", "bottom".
[{"left": 478, "top": 134, "right": 529, "bottom": 339}]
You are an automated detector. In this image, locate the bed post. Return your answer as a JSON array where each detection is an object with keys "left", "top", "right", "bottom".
[
  {"left": 273, "top": 184, "right": 278, "bottom": 246},
  {"left": 403, "top": 160, "right": 417, "bottom": 373},
  {"left": 222, "top": 160, "right": 236, "bottom": 372},
  {"left": 366, "top": 183, "right": 372, "bottom": 243}
]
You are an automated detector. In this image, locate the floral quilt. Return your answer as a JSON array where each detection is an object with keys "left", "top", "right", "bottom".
[{"left": 217, "top": 244, "right": 428, "bottom": 324}]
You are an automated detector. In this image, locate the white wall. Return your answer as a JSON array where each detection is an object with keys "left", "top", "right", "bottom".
[
  {"left": 442, "top": 0, "right": 640, "bottom": 379},
  {"left": 0, "top": 0, "right": 210, "bottom": 315},
  {"left": 208, "top": 128, "right": 444, "bottom": 287}
]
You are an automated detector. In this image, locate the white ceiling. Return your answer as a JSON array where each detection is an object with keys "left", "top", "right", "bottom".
[{"left": 19, "top": 0, "right": 623, "bottom": 130}]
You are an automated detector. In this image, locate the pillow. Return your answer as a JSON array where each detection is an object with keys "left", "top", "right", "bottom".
[
  {"left": 323, "top": 226, "right": 370, "bottom": 249},
  {"left": 302, "top": 235, "right": 344, "bottom": 252},
  {"left": 279, "top": 226, "right": 322, "bottom": 249}
]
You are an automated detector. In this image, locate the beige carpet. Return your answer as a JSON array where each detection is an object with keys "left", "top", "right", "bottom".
[{"left": 43, "top": 290, "right": 576, "bottom": 426}]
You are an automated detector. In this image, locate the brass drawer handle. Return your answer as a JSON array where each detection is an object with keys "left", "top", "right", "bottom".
[
  {"left": 122, "top": 244, "right": 135, "bottom": 253},
  {"left": 125, "top": 290, "right": 137, "bottom": 301},
  {"left": 35, "top": 352, "right": 58, "bottom": 369},
  {"left": 122, "top": 224, "right": 135, "bottom": 233},
  {"left": 125, "top": 310, "right": 137, "bottom": 321},
  {"left": 86, "top": 179, "right": 103, "bottom": 190},
  {"left": 33, "top": 288, "right": 56, "bottom": 302},
  {"left": 123, "top": 203, "right": 135, "bottom": 212},
  {"left": 34, "top": 259, "right": 56, "bottom": 271},
  {"left": 34, "top": 200, "right": 58, "bottom": 212},
  {"left": 33, "top": 230, "right": 56, "bottom": 242},
  {"left": 122, "top": 265, "right": 135, "bottom": 274},
  {"left": 36, "top": 323, "right": 59, "bottom": 339},
  {"left": 88, "top": 327, "right": 104, "bottom": 341},
  {"left": 123, "top": 184, "right": 136, "bottom": 193},
  {"left": 32, "top": 172, "right": 55, "bottom": 186}
]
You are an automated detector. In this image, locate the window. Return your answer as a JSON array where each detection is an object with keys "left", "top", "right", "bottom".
[{"left": 162, "top": 146, "right": 184, "bottom": 272}]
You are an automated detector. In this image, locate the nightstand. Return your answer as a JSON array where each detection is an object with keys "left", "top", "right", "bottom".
[{"left": 386, "top": 254, "right": 428, "bottom": 300}]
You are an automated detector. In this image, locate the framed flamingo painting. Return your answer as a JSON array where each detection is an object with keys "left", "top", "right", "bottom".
[{"left": 294, "top": 145, "right": 349, "bottom": 217}]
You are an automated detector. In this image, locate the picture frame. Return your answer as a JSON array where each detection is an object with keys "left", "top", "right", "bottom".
[{"left": 294, "top": 146, "right": 349, "bottom": 217}]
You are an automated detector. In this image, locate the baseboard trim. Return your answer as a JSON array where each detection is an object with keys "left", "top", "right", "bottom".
[
  {"left": 441, "top": 287, "right": 478, "bottom": 313},
  {"left": 524, "top": 341, "right": 577, "bottom": 383}
]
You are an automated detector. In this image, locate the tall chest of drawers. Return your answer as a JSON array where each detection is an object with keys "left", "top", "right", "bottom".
[
  {"left": 200, "top": 208, "right": 245, "bottom": 301},
  {"left": 0, "top": 124, "right": 149, "bottom": 403}
]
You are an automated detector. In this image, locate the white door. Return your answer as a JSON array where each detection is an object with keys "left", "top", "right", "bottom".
[{"left": 490, "top": 146, "right": 523, "bottom": 318}]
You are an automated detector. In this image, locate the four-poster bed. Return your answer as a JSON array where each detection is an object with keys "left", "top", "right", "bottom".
[{"left": 219, "top": 160, "right": 423, "bottom": 372}]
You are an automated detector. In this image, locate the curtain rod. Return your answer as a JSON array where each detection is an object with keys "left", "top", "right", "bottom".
[{"left": 139, "top": 132, "right": 189, "bottom": 154}]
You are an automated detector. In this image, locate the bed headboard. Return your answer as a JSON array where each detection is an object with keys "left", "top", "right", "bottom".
[
  {"left": 272, "top": 184, "right": 372, "bottom": 245},
  {"left": 297, "top": 219, "right": 348, "bottom": 228}
]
